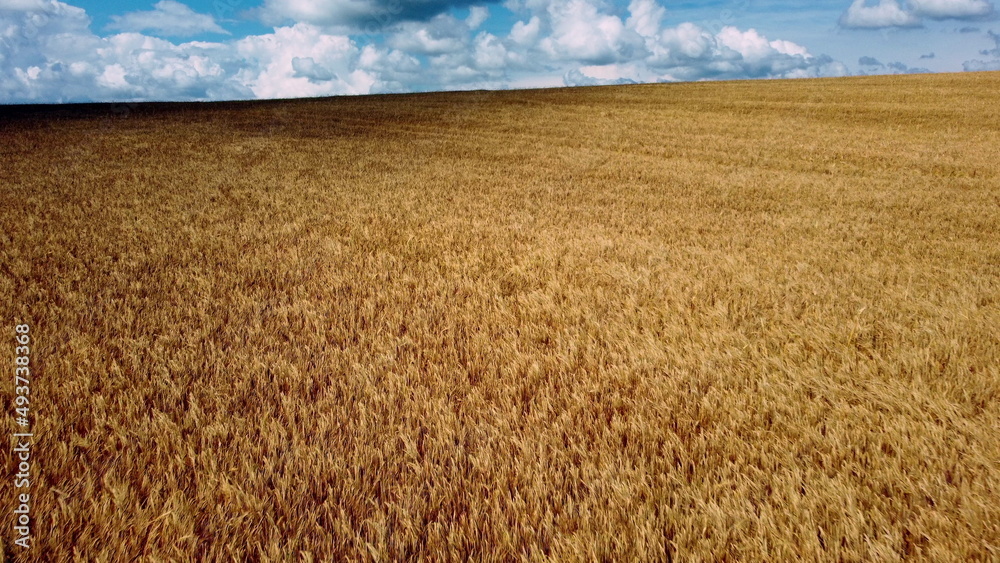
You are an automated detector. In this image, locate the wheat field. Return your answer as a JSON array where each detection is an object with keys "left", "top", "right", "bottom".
[{"left": 2, "top": 72, "right": 999, "bottom": 561}]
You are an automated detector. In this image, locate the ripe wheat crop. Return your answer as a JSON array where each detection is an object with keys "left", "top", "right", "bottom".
[{"left": 1, "top": 72, "right": 999, "bottom": 561}]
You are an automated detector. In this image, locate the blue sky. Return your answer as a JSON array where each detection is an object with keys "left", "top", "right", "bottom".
[{"left": 1, "top": 0, "right": 998, "bottom": 103}]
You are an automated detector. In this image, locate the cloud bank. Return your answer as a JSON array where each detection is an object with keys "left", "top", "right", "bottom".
[
  {"left": 0, "top": 0, "right": 852, "bottom": 103},
  {"left": 840, "top": 0, "right": 995, "bottom": 29},
  {"left": 105, "top": 0, "right": 228, "bottom": 37}
]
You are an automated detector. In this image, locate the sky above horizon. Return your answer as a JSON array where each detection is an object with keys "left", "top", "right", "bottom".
[{"left": 1, "top": 0, "right": 998, "bottom": 103}]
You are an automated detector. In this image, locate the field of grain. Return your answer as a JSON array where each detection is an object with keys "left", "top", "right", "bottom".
[{"left": 2, "top": 72, "right": 999, "bottom": 560}]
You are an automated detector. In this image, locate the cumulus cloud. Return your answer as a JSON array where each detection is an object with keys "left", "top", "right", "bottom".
[
  {"left": 106, "top": 1, "right": 228, "bottom": 37},
  {"left": 358, "top": 45, "right": 422, "bottom": 92},
  {"left": 234, "top": 24, "right": 379, "bottom": 98},
  {"left": 859, "top": 56, "right": 883, "bottom": 65},
  {"left": 839, "top": 0, "right": 995, "bottom": 28},
  {"left": 377, "top": 10, "right": 516, "bottom": 90},
  {"left": 504, "top": 0, "right": 846, "bottom": 85},
  {"left": 1, "top": 0, "right": 853, "bottom": 104},
  {"left": 920, "top": 51, "right": 935, "bottom": 58},
  {"left": 625, "top": 0, "right": 665, "bottom": 38},
  {"left": 291, "top": 56, "right": 336, "bottom": 81},
  {"left": 380, "top": 10, "right": 515, "bottom": 88},
  {"left": 839, "top": 0, "right": 921, "bottom": 28},
  {"left": 387, "top": 13, "right": 470, "bottom": 55},
  {"left": 320, "top": 0, "right": 849, "bottom": 93},
  {"left": 0, "top": 0, "right": 390, "bottom": 102},
  {"left": 637, "top": 23, "right": 846, "bottom": 82},
  {"left": 421, "top": 28, "right": 514, "bottom": 87},
  {"left": 509, "top": 16, "right": 541, "bottom": 45},
  {"left": 471, "top": 30, "right": 508, "bottom": 69},
  {"left": 908, "top": 0, "right": 993, "bottom": 19},
  {"left": 466, "top": 6, "right": 489, "bottom": 28},
  {"left": 538, "top": 0, "right": 647, "bottom": 64}
]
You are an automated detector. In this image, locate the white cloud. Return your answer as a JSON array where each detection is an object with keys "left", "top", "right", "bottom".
[
  {"left": 292, "top": 56, "right": 336, "bottom": 81},
  {"left": 0, "top": 0, "right": 374, "bottom": 102},
  {"left": 472, "top": 31, "right": 507, "bottom": 69},
  {"left": 839, "top": 0, "right": 994, "bottom": 28},
  {"left": 769, "top": 39, "right": 810, "bottom": 58},
  {"left": 357, "top": 45, "right": 422, "bottom": 92},
  {"left": 554, "top": 18, "right": 847, "bottom": 86},
  {"left": 387, "top": 14, "right": 469, "bottom": 55},
  {"left": 647, "top": 25, "right": 846, "bottom": 81},
  {"left": 466, "top": 6, "right": 489, "bottom": 29},
  {"left": 0, "top": 0, "right": 52, "bottom": 10},
  {"left": 96, "top": 62, "right": 127, "bottom": 89},
  {"left": 538, "top": 0, "right": 646, "bottom": 64},
  {"left": 650, "top": 22, "right": 716, "bottom": 64},
  {"left": 234, "top": 24, "right": 374, "bottom": 98},
  {"left": 909, "top": 0, "right": 994, "bottom": 19},
  {"left": 106, "top": 1, "right": 228, "bottom": 37},
  {"left": 381, "top": 10, "right": 514, "bottom": 89},
  {"left": 718, "top": 27, "right": 780, "bottom": 63},
  {"left": 839, "top": 0, "right": 921, "bottom": 28},
  {"left": 509, "top": 16, "right": 541, "bottom": 45},
  {"left": 1, "top": 0, "right": 853, "bottom": 104},
  {"left": 626, "top": 0, "right": 665, "bottom": 39}
]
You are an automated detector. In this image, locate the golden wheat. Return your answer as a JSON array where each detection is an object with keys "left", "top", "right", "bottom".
[{"left": 1, "top": 72, "right": 999, "bottom": 561}]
